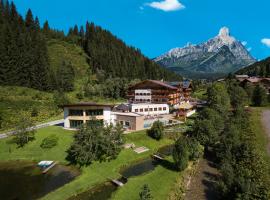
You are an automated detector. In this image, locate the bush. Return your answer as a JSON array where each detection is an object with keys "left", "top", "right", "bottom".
[
  {"left": 31, "top": 107, "right": 38, "bottom": 117},
  {"left": 147, "top": 121, "right": 164, "bottom": 140},
  {"left": 40, "top": 134, "right": 59, "bottom": 149}
]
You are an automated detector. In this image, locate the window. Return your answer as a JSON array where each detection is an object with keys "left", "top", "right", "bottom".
[
  {"left": 69, "top": 110, "right": 83, "bottom": 116},
  {"left": 145, "top": 108, "right": 148, "bottom": 112},
  {"left": 147, "top": 99, "right": 150, "bottom": 102},
  {"left": 140, "top": 109, "right": 143, "bottom": 112},
  {"left": 135, "top": 109, "right": 138, "bottom": 112},
  {"left": 163, "top": 107, "right": 167, "bottom": 111},
  {"left": 125, "top": 121, "right": 130, "bottom": 127},
  {"left": 70, "top": 120, "right": 83, "bottom": 128},
  {"left": 159, "top": 107, "right": 162, "bottom": 111},
  {"left": 87, "top": 119, "right": 104, "bottom": 127},
  {"left": 154, "top": 108, "right": 157, "bottom": 111},
  {"left": 86, "top": 109, "right": 103, "bottom": 116},
  {"left": 149, "top": 108, "right": 153, "bottom": 111}
]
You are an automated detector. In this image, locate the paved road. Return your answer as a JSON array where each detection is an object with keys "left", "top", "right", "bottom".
[
  {"left": 0, "top": 119, "right": 64, "bottom": 140},
  {"left": 262, "top": 110, "right": 270, "bottom": 155}
]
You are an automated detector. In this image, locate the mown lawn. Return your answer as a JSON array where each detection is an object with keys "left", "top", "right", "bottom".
[
  {"left": 112, "top": 157, "right": 179, "bottom": 200},
  {"left": 0, "top": 126, "right": 177, "bottom": 200}
]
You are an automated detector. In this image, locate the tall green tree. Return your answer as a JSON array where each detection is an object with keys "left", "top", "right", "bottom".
[
  {"left": 252, "top": 85, "right": 268, "bottom": 106},
  {"left": 14, "top": 116, "right": 36, "bottom": 148},
  {"left": 66, "top": 124, "right": 124, "bottom": 166}
]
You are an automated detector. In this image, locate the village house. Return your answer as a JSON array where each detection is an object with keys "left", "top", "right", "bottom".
[{"left": 236, "top": 75, "right": 270, "bottom": 94}]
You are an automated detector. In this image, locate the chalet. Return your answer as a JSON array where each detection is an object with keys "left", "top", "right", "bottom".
[
  {"left": 127, "top": 80, "right": 191, "bottom": 106},
  {"left": 238, "top": 76, "right": 270, "bottom": 94}
]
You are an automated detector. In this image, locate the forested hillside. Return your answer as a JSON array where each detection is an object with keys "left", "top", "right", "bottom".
[
  {"left": 0, "top": 2, "right": 50, "bottom": 90},
  {"left": 236, "top": 57, "right": 270, "bottom": 77},
  {"left": 0, "top": 0, "right": 181, "bottom": 93}
]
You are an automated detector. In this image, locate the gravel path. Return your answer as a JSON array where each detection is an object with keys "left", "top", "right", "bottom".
[
  {"left": 185, "top": 154, "right": 219, "bottom": 200},
  {"left": 262, "top": 110, "right": 270, "bottom": 155}
]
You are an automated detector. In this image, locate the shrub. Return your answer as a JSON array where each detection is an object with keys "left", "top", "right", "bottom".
[
  {"left": 31, "top": 107, "right": 38, "bottom": 117},
  {"left": 40, "top": 134, "right": 59, "bottom": 149},
  {"left": 147, "top": 120, "right": 164, "bottom": 140}
]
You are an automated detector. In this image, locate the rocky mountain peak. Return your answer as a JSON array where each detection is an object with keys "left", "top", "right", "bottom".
[
  {"left": 219, "top": 27, "right": 230, "bottom": 37},
  {"left": 154, "top": 27, "right": 256, "bottom": 78},
  {"left": 217, "top": 27, "right": 235, "bottom": 45}
]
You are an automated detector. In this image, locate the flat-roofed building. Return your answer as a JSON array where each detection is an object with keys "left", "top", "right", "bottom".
[
  {"left": 63, "top": 102, "right": 114, "bottom": 129},
  {"left": 130, "top": 103, "right": 169, "bottom": 116},
  {"left": 112, "top": 112, "right": 144, "bottom": 131}
]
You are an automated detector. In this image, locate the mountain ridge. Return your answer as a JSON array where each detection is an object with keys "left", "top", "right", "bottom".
[{"left": 155, "top": 27, "right": 256, "bottom": 79}]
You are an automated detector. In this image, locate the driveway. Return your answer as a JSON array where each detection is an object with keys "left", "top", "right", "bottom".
[
  {"left": 0, "top": 119, "right": 64, "bottom": 140},
  {"left": 262, "top": 110, "right": 270, "bottom": 155}
]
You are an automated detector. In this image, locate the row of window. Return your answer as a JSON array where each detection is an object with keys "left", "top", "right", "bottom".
[
  {"left": 70, "top": 119, "right": 104, "bottom": 128},
  {"left": 69, "top": 109, "right": 103, "bottom": 116},
  {"left": 134, "top": 107, "right": 167, "bottom": 112},
  {"left": 135, "top": 93, "right": 151, "bottom": 96},
  {"left": 134, "top": 99, "right": 167, "bottom": 102}
]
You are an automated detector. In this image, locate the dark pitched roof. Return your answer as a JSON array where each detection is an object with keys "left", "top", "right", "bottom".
[
  {"left": 181, "top": 80, "right": 191, "bottom": 88},
  {"left": 149, "top": 80, "right": 178, "bottom": 89},
  {"left": 62, "top": 102, "right": 114, "bottom": 108},
  {"left": 114, "top": 104, "right": 130, "bottom": 111}
]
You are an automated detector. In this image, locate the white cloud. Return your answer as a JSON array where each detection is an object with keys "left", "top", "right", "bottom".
[
  {"left": 147, "top": 0, "right": 185, "bottom": 12},
  {"left": 241, "top": 41, "right": 247, "bottom": 46},
  {"left": 261, "top": 38, "right": 270, "bottom": 47},
  {"left": 247, "top": 47, "right": 252, "bottom": 51}
]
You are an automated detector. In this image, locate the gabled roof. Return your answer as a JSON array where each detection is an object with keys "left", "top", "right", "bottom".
[{"left": 129, "top": 80, "right": 178, "bottom": 90}]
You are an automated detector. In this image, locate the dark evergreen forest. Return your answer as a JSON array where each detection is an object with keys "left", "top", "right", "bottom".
[{"left": 0, "top": 0, "right": 181, "bottom": 92}]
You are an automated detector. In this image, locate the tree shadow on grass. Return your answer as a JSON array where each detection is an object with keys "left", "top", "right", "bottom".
[{"left": 158, "top": 159, "right": 178, "bottom": 171}]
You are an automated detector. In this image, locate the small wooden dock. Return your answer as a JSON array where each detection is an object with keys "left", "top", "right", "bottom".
[
  {"left": 152, "top": 154, "right": 165, "bottom": 160},
  {"left": 42, "top": 162, "right": 58, "bottom": 174},
  {"left": 109, "top": 178, "right": 125, "bottom": 187}
]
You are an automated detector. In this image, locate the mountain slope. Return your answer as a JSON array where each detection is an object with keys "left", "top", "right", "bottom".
[
  {"left": 236, "top": 57, "right": 270, "bottom": 77},
  {"left": 155, "top": 27, "right": 256, "bottom": 79}
]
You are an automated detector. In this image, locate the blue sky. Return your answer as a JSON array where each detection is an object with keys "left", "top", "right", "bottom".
[{"left": 13, "top": 0, "right": 270, "bottom": 60}]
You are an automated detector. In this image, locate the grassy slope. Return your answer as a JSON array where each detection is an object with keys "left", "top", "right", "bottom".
[
  {"left": 0, "top": 86, "right": 61, "bottom": 132},
  {"left": 47, "top": 39, "right": 90, "bottom": 92},
  {"left": 0, "top": 40, "right": 124, "bottom": 132},
  {"left": 0, "top": 127, "right": 175, "bottom": 200}
]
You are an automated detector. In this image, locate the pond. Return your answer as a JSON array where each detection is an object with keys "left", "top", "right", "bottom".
[
  {"left": 68, "top": 145, "right": 174, "bottom": 200},
  {"left": 0, "top": 161, "right": 80, "bottom": 200}
]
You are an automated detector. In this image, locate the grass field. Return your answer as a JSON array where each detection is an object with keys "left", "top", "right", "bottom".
[
  {"left": 0, "top": 126, "right": 181, "bottom": 200},
  {"left": 112, "top": 157, "right": 179, "bottom": 200}
]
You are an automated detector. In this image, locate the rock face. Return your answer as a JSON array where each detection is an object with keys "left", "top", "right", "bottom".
[{"left": 155, "top": 27, "right": 256, "bottom": 79}]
